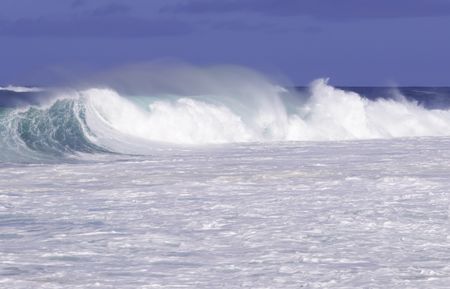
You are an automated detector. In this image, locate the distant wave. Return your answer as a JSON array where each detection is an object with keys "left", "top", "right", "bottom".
[
  {"left": 2, "top": 78, "right": 450, "bottom": 162},
  {"left": 0, "top": 85, "right": 43, "bottom": 93}
]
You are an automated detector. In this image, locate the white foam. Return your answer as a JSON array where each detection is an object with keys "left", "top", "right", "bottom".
[
  {"left": 76, "top": 79, "right": 450, "bottom": 150},
  {"left": 293, "top": 79, "right": 450, "bottom": 140},
  {"left": 82, "top": 88, "right": 252, "bottom": 150}
]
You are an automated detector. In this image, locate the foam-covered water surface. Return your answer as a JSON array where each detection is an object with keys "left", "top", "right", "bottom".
[
  {"left": 1, "top": 69, "right": 450, "bottom": 287},
  {"left": 1, "top": 138, "right": 449, "bottom": 288}
]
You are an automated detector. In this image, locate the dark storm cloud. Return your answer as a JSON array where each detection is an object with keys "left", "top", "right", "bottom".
[
  {"left": 163, "top": 0, "right": 450, "bottom": 19},
  {"left": 0, "top": 16, "right": 192, "bottom": 38},
  {"left": 71, "top": 0, "right": 86, "bottom": 8},
  {"left": 208, "top": 19, "right": 272, "bottom": 32},
  {"left": 91, "top": 3, "right": 131, "bottom": 17}
]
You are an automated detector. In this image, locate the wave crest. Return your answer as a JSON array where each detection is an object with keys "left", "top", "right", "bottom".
[{"left": 2, "top": 78, "right": 450, "bottom": 161}]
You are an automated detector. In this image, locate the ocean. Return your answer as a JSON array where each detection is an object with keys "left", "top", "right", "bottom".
[{"left": 1, "top": 81, "right": 450, "bottom": 288}]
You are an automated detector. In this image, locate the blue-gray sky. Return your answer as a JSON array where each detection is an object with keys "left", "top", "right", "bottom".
[{"left": 1, "top": 0, "right": 450, "bottom": 86}]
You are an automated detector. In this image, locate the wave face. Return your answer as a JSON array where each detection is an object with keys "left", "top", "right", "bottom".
[
  {"left": 0, "top": 98, "right": 107, "bottom": 162},
  {"left": 2, "top": 79, "right": 450, "bottom": 161}
]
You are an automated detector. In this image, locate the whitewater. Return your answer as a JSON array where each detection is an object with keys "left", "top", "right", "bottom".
[
  {"left": 1, "top": 72, "right": 450, "bottom": 288},
  {"left": 2, "top": 78, "right": 450, "bottom": 162}
]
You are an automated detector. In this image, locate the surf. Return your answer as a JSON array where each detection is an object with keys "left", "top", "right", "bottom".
[{"left": 2, "top": 72, "right": 450, "bottom": 162}]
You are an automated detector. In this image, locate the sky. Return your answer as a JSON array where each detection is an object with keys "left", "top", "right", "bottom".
[{"left": 1, "top": 0, "right": 450, "bottom": 86}]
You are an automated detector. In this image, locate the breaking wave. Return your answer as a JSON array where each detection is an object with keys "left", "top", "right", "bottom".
[
  {"left": 2, "top": 78, "right": 450, "bottom": 161},
  {"left": 0, "top": 85, "right": 43, "bottom": 93}
]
